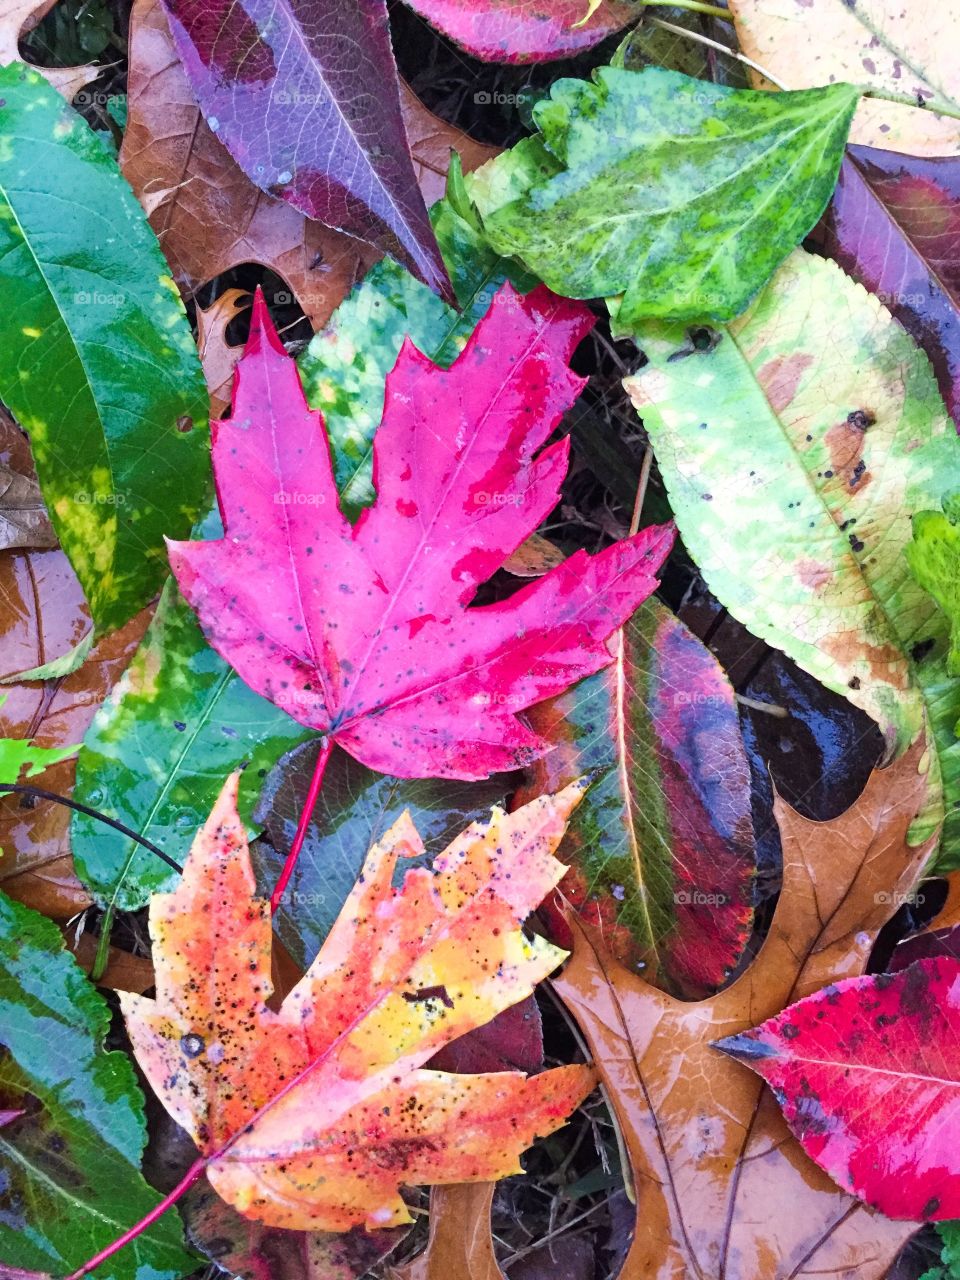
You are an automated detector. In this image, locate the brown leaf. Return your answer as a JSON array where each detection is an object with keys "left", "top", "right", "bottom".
[
  {"left": 66, "top": 931, "right": 155, "bottom": 993},
  {"left": 195, "top": 288, "right": 250, "bottom": 419},
  {"left": 0, "top": 409, "right": 54, "bottom": 551},
  {"left": 501, "top": 533, "right": 566, "bottom": 579},
  {"left": 552, "top": 741, "right": 933, "bottom": 1278},
  {"left": 120, "top": 0, "right": 495, "bottom": 330},
  {"left": 389, "top": 1184, "right": 504, "bottom": 1280},
  {"left": 0, "top": 0, "right": 98, "bottom": 98},
  {"left": 0, "top": 476, "right": 149, "bottom": 915}
]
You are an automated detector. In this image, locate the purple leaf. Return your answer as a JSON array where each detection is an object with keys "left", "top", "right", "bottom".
[{"left": 159, "top": 0, "right": 452, "bottom": 296}]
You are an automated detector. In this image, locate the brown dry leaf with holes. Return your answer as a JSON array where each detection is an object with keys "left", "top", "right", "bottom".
[
  {"left": 0, "top": 408, "right": 54, "bottom": 552},
  {"left": 195, "top": 289, "right": 251, "bottom": 419},
  {"left": 0, "top": 418, "right": 149, "bottom": 916},
  {"left": 551, "top": 741, "right": 932, "bottom": 1278},
  {"left": 390, "top": 1184, "right": 503, "bottom": 1280},
  {"left": 728, "top": 0, "right": 960, "bottom": 156},
  {"left": 120, "top": 0, "right": 495, "bottom": 330},
  {"left": 0, "top": 0, "right": 98, "bottom": 98}
]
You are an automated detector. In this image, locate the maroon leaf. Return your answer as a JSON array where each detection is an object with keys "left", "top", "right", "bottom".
[
  {"left": 890, "top": 923, "right": 960, "bottom": 971},
  {"left": 159, "top": 0, "right": 451, "bottom": 295},
  {"left": 429, "top": 995, "right": 543, "bottom": 1075},
  {"left": 400, "top": 0, "right": 635, "bottom": 63},
  {"left": 717, "top": 957, "right": 960, "bottom": 1221},
  {"left": 168, "top": 285, "right": 674, "bottom": 781},
  {"left": 817, "top": 145, "right": 960, "bottom": 427}
]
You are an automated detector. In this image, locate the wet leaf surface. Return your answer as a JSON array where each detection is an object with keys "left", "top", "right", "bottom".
[
  {"left": 252, "top": 737, "right": 509, "bottom": 968},
  {"left": 159, "top": 0, "right": 450, "bottom": 293},
  {"left": 817, "top": 145, "right": 960, "bottom": 427},
  {"left": 482, "top": 69, "right": 858, "bottom": 325},
  {"left": 516, "top": 598, "right": 755, "bottom": 997},
  {"left": 0, "top": 895, "right": 196, "bottom": 1280},
  {"left": 122, "top": 776, "right": 596, "bottom": 1228},
  {"left": 552, "top": 742, "right": 932, "bottom": 1278},
  {"left": 719, "top": 955, "right": 960, "bottom": 1221},
  {"left": 169, "top": 286, "right": 673, "bottom": 779}
]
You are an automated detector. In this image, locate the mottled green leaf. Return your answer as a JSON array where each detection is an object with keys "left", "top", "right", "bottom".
[
  {"left": 908, "top": 494, "right": 960, "bottom": 677},
  {"left": 622, "top": 249, "right": 960, "bottom": 863},
  {"left": 0, "top": 893, "right": 195, "bottom": 1280},
  {"left": 519, "top": 599, "right": 754, "bottom": 996},
  {"left": 252, "top": 739, "right": 509, "bottom": 967},
  {"left": 924, "top": 1221, "right": 960, "bottom": 1280},
  {"left": 0, "top": 64, "right": 208, "bottom": 633},
  {"left": 481, "top": 66, "right": 860, "bottom": 324},
  {"left": 72, "top": 515, "right": 312, "bottom": 912},
  {"left": 297, "top": 171, "right": 534, "bottom": 518}
]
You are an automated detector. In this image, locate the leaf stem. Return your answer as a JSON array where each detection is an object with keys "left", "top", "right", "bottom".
[
  {"left": 645, "top": 16, "right": 790, "bottom": 88},
  {"left": 639, "top": 0, "right": 733, "bottom": 20},
  {"left": 64, "top": 1157, "right": 206, "bottom": 1280},
  {"left": 269, "top": 737, "right": 333, "bottom": 913},
  {"left": 861, "top": 86, "right": 960, "bottom": 123}
]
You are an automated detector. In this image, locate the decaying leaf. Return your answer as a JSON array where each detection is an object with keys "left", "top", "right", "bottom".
[
  {"left": 517, "top": 597, "right": 755, "bottom": 997},
  {"left": 168, "top": 286, "right": 673, "bottom": 779},
  {"left": 727, "top": 0, "right": 960, "bottom": 155},
  {"left": 121, "top": 775, "right": 596, "bottom": 1229},
  {"left": 0, "top": 411, "right": 54, "bottom": 552},
  {"left": 552, "top": 741, "right": 932, "bottom": 1277},
  {"left": 623, "top": 249, "right": 960, "bottom": 865},
  {"left": 398, "top": 0, "right": 634, "bottom": 62},
  {"left": 389, "top": 1183, "right": 502, "bottom": 1280},
  {"left": 0, "top": 0, "right": 98, "bottom": 97},
  {"left": 719, "top": 955, "right": 960, "bottom": 1222},
  {"left": 158, "top": 0, "right": 449, "bottom": 294},
  {"left": 195, "top": 289, "right": 250, "bottom": 420}
]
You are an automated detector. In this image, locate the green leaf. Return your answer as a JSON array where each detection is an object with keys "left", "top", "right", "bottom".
[
  {"left": 0, "top": 893, "right": 196, "bottom": 1280},
  {"left": 481, "top": 66, "right": 860, "bottom": 324},
  {"left": 621, "top": 248, "right": 960, "bottom": 863},
  {"left": 0, "top": 65, "right": 209, "bottom": 634},
  {"left": 520, "top": 599, "right": 754, "bottom": 996},
  {"left": 923, "top": 1222, "right": 960, "bottom": 1280},
  {"left": 297, "top": 171, "right": 535, "bottom": 519},
  {"left": 0, "top": 696, "right": 78, "bottom": 784},
  {"left": 252, "top": 739, "right": 509, "bottom": 968},
  {"left": 908, "top": 494, "right": 960, "bottom": 677},
  {"left": 72, "top": 512, "right": 313, "bottom": 912}
]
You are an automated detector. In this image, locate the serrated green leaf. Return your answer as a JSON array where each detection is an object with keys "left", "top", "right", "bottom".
[
  {"left": 908, "top": 495, "right": 960, "bottom": 677},
  {"left": 72, "top": 512, "right": 313, "bottom": 913},
  {"left": 297, "top": 174, "right": 535, "bottom": 519},
  {"left": 0, "top": 893, "right": 196, "bottom": 1280},
  {"left": 0, "top": 64, "right": 208, "bottom": 634},
  {"left": 481, "top": 66, "right": 860, "bottom": 324},
  {"left": 622, "top": 248, "right": 960, "bottom": 864},
  {"left": 252, "top": 739, "right": 509, "bottom": 968}
]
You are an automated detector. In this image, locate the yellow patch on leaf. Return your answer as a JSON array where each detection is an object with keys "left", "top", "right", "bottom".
[{"left": 121, "top": 776, "right": 595, "bottom": 1232}]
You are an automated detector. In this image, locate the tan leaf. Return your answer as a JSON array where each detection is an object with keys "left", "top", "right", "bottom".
[
  {"left": 728, "top": 0, "right": 960, "bottom": 156},
  {"left": 552, "top": 740, "right": 933, "bottom": 1277},
  {"left": 390, "top": 1184, "right": 503, "bottom": 1280},
  {"left": 195, "top": 289, "right": 250, "bottom": 419}
]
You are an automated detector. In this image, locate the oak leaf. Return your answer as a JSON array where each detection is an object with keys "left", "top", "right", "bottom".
[
  {"left": 121, "top": 775, "right": 596, "bottom": 1230},
  {"left": 167, "top": 285, "right": 674, "bottom": 780},
  {"left": 552, "top": 740, "right": 933, "bottom": 1278}
]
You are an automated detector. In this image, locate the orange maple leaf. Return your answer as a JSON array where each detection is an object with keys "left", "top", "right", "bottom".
[{"left": 120, "top": 775, "right": 596, "bottom": 1231}]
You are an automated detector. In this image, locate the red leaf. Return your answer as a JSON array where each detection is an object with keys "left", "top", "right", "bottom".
[
  {"left": 400, "top": 0, "right": 635, "bottom": 63},
  {"left": 158, "top": 0, "right": 450, "bottom": 295},
  {"left": 716, "top": 957, "right": 960, "bottom": 1221},
  {"left": 429, "top": 995, "right": 543, "bottom": 1075},
  {"left": 168, "top": 285, "right": 674, "bottom": 781},
  {"left": 817, "top": 145, "right": 960, "bottom": 427}
]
